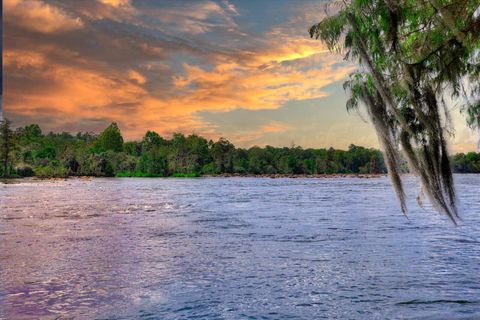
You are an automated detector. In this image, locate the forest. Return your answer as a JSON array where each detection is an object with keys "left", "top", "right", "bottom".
[{"left": 0, "top": 120, "right": 479, "bottom": 178}]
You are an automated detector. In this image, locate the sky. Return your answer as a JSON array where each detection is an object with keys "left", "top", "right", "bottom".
[{"left": 3, "top": 0, "right": 478, "bottom": 151}]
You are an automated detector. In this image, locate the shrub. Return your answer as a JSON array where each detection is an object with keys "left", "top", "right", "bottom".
[
  {"left": 35, "top": 166, "right": 67, "bottom": 178},
  {"left": 15, "top": 165, "right": 35, "bottom": 177},
  {"left": 171, "top": 172, "right": 200, "bottom": 177}
]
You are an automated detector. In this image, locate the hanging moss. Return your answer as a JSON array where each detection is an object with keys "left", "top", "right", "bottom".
[{"left": 310, "top": 0, "right": 480, "bottom": 223}]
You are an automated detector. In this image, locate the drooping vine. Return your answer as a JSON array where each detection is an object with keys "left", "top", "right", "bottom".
[{"left": 310, "top": 0, "right": 480, "bottom": 223}]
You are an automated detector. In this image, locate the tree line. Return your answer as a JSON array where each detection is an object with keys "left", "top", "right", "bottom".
[{"left": 0, "top": 119, "right": 479, "bottom": 178}]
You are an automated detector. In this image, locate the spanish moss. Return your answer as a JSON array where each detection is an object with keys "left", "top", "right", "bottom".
[{"left": 310, "top": 0, "right": 480, "bottom": 223}]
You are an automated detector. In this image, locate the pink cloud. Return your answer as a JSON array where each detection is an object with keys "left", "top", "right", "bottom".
[{"left": 4, "top": 0, "right": 84, "bottom": 34}]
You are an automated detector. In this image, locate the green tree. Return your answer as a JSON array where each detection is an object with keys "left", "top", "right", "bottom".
[
  {"left": 0, "top": 119, "right": 18, "bottom": 177},
  {"left": 232, "top": 148, "right": 249, "bottom": 173},
  {"left": 211, "top": 138, "right": 235, "bottom": 173},
  {"left": 124, "top": 141, "right": 142, "bottom": 157},
  {"left": 309, "top": 0, "right": 479, "bottom": 223},
  {"left": 137, "top": 147, "right": 168, "bottom": 176},
  {"left": 62, "top": 151, "right": 80, "bottom": 175},
  {"left": 184, "top": 134, "right": 210, "bottom": 173},
  {"left": 465, "top": 152, "right": 480, "bottom": 173},
  {"left": 95, "top": 122, "right": 124, "bottom": 152},
  {"left": 141, "top": 131, "right": 168, "bottom": 152},
  {"left": 168, "top": 133, "right": 189, "bottom": 173},
  {"left": 77, "top": 152, "right": 114, "bottom": 177},
  {"left": 20, "top": 124, "right": 43, "bottom": 143},
  {"left": 103, "top": 150, "right": 137, "bottom": 174}
]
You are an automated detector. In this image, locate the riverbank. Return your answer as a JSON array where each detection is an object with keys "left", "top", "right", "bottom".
[
  {"left": 1, "top": 173, "right": 388, "bottom": 184},
  {"left": 204, "top": 173, "right": 386, "bottom": 179}
]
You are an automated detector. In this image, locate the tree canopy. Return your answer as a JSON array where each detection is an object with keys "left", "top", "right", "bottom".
[
  {"left": 0, "top": 119, "right": 18, "bottom": 178},
  {"left": 310, "top": 0, "right": 480, "bottom": 224},
  {"left": 95, "top": 122, "right": 124, "bottom": 153},
  {"left": 2, "top": 121, "right": 393, "bottom": 178},
  {"left": 2, "top": 121, "right": 479, "bottom": 181}
]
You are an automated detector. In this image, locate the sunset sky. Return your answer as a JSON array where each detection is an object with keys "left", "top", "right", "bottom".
[{"left": 4, "top": 0, "right": 478, "bottom": 151}]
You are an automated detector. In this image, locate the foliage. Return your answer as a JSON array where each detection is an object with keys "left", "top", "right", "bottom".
[
  {"left": 136, "top": 148, "right": 168, "bottom": 176},
  {"left": 0, "top": 119, "right": 19, "bottom": 178},
  {"left": 171, "top": 172, "right": 201, "bottom": 178},
  {"left": 35, "top": 166, "right": 67, "bottom": 178},
  {"left": 94, "top": 122, "right": 124, "bottom": 152},
  {"left": 6, "top": 121, "right": 394, "bottom": 178},
  {"left": 15, "top": 164, "right": 35, "bottom": 177},
  {"left": 4, "top": 121, "right": 479, "bottom": 182},
  {"left": 211, "top": 138, "right": 235, "bottom": 173},
  {"left": 310, "top": 0, "right": 480, "bottom": 223},
  {"left": 452, "top": 152, "right": 480, "bottom": 173}
]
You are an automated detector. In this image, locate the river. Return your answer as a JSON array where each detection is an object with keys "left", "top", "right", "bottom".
[{"left": 1, "top": 176, "right": 479, "bottom": 319}]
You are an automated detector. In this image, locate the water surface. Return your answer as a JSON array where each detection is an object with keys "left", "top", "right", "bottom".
[{"left": 1, "top": 176, "right": 480, "bottom": 319}]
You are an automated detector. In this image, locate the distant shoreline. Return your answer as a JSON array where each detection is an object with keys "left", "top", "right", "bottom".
[
  {"left": 4, "top": 173, "right": 480, "bottom": 183},
  {"left": 3, "top": 122, "right": 479, "bottom": 180},
  {"left": 204, "top": 173, "right": 387, "bottom": 179},
  {"left": 2, "top": 173, "right": 388, "bottom": 183}
]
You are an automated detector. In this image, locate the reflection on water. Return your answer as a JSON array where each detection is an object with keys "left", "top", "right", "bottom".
[{"left": 1, "top": 176, "right": 480, "bottom": 319}]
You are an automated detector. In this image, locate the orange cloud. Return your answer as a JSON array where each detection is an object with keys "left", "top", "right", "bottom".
[
  {"left": 4, "top": 0, "right": 83, "bottom": 33},
  {"left": 4, "top": 0, "right": 354, "bottom": 144},
  {"left": 4, "top": 50, "right": 45, "bottom": 69},
  {"left": 128, "top": 70, "right": 147, "bottom": 85},
  {"left": 172, "top": 51, "right": 353, "bottom": 113},
  {"left": 5, "top": 0, "right": 477, "bottom": 152},
  {"left": 98, "top": 0, "right": 131, "bottom": 7},
  {"left": 80, "top": 0, "right": 137, "bottom": 22},
  {"left": 6, "top": 43, "right": 352, "bottom": 141},
  {"left": 253, "top": 38, "right": 330, "bottom": 65},
  {"left": 261, "top": 122, "right": 293, "bottom": 133},
  {"left": 5, "top": 35, "right": 352, "bottom": 140}
]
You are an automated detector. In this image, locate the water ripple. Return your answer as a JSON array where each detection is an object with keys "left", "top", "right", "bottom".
[{"left": 1, "top": 175, "right": 480, "bottom": 319}]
